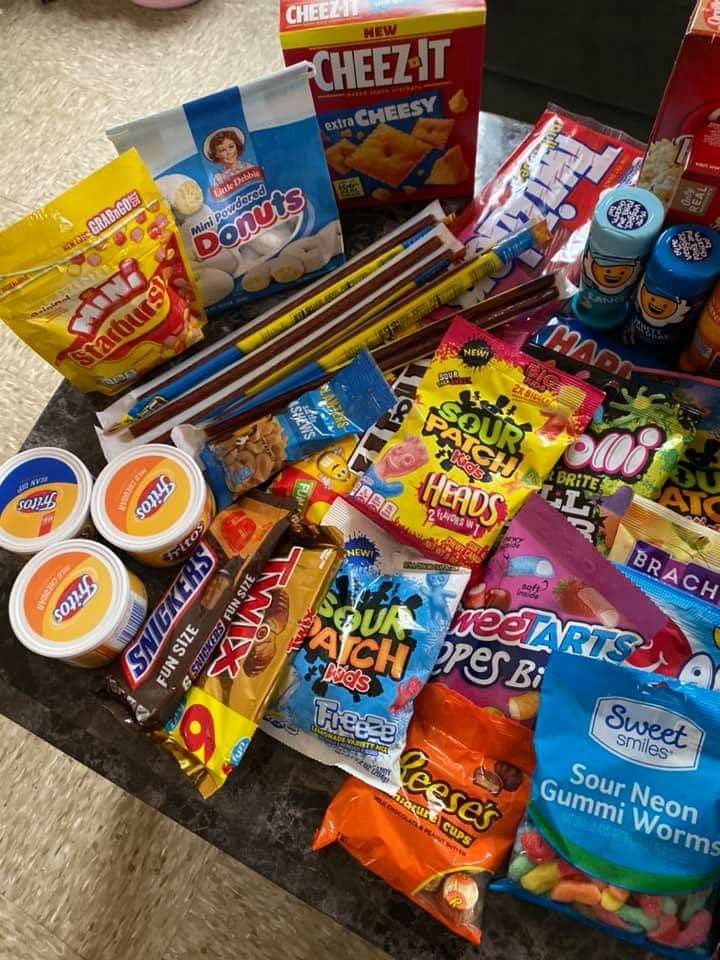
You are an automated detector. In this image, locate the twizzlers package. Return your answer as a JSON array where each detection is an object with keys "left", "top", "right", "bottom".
[
  {"left": 439, "top": 107, "right": 644, "bottom": 310},
  {"left": 279, "top": 0, "right": 485, "bottom": 208},
  {"left": 108, "top": 64, "right": 343, "bottom": 312},
  {"left": 431, "top": 494, "right": 691, "bottom": 727},
  {"left": 351, "top": 319, "right": 602, "bottom": 568}
]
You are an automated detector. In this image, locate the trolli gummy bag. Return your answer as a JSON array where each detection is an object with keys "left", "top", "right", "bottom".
[
  {"left": 262, "top": 498, "right": 469, "bottom": 792},
  {"left": 494, "top": 652, "right": 720, "bottom": 960},
  {"left": 0, "top": 150, "right": 205, "bottom": 395},
  {"left": 528, "top": 345, "right": 700, "bottom": 550},
  {"left": 431, "top": 494, "right": 691, "bottom": 726},
  {"left": 313, "top": 682, "right": 534, "bottom": 944},
  {"left": 350, "top": 319, "right": 602, "bottom": 567}
]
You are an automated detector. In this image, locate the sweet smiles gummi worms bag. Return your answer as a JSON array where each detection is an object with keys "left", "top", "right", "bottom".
[
  {"left": 494, "top": 652, "right": 720, "bottom": 960},
  {"left": 351, "top": 318, "right": 603, "bottom": 567}
]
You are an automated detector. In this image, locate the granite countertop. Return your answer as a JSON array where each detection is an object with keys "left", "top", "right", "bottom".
[{"left": 0, "top": 113, "right": 649, "bottom": 960}]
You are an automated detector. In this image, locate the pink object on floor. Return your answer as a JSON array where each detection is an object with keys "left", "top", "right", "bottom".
[{"left": 130, "top": 0, "right": 200, "bottom": 8}]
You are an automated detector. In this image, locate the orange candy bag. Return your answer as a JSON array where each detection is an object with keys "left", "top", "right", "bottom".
[{"left": 313, "top": 683, "right": 534, "bottom": 944}]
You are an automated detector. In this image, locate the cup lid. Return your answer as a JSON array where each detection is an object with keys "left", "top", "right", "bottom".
[
  {"left": 91, "top": 444, "right": 207, "bottom": 554},
  {"left": 645, "top": 225, "right": 720, "bottom": 296},
  {"left": 9, "top": 539, "right": 131, "bottom": 659},
  {"left": 0, "top": 447, "right": 93, "bottom": 554}
]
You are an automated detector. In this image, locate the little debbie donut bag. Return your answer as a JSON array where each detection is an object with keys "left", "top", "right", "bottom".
[{"left": 494, "top": 652, "right": 720, "bottom": 959}]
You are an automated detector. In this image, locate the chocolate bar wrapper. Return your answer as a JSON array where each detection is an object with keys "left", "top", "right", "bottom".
[
  {"left": 105, "top": 491, "right": 292, "bottom": 727},
  {"left": 156, "top": 525, "right": 343, "bottom": 797}
]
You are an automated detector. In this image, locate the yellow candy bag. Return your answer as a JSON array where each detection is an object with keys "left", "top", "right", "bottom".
[
  {"left": 156, "top": 526, "right": 343, "bottom": 797},
  {"left": 0, "top": 149, "right": 205, "bottom": 395},
  {"left": 351, "top": 319, "right": 603, "bottom": 567}
]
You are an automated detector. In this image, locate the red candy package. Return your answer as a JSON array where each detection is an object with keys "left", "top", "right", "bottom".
[
  {"left": 431, "top": 494, "right": 692, "bottom": 726},
  {"left": 439, "top": 106, "right": 644, "bottom": 312}
]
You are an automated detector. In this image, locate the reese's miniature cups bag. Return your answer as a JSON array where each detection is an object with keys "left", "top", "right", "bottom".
[
  {"left": 157, "top": 526, "right": 343, "bottom": 797},
  {"left": 262, "top": 499, "right": 470, "bottom": 792},
  {"left": 494, "top": 652, "right": 720, "bottom": 960},
  {"left": 314, "top": 683, "right": 534, "bottom": 944},
  {"left": 0, "top": 150, "right": 205, "bottom": 395},
  {"left": 350, "top": 319, "right": 603, "bottom": 567}
]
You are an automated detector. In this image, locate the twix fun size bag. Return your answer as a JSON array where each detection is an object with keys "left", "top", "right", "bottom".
[
  {"left": 0, "top": 150, "right": 205, "bottom": 395},
  {"left": 157, "top": 526, "right": 343, "bottom": 797},
  {"left": 351, "top": 319, "right": 602, "bottom": 567},
  {"left": 279, "top": 0, "right": 485, "bottom": 208},
  {"left": 314, "top": 682, "right": 534, "bottom": 944}
]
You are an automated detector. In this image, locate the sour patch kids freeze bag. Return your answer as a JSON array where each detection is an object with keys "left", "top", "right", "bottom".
[
  {"left": 495, "top": 652, "right": 720, "bottom": 959},
  {"left": 262, "top": 499, "right": 469, "bottom": 791},
  {"left": 351, "top": 318, "right": 602, "bottom": 567}
]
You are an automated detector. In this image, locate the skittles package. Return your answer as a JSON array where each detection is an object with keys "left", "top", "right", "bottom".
[
  {"left": 608, "top": 494, "right": 720, "bottom": 607},
  {"left": 431, "top": 494, "right": 690, "bottom": 727},
  {"left": 350, "top": 319, "right": 602, "bottom": 568},
  {"left": 528, "top": 345, "right": 700, "bottom": 550},
  {"left": 313, "top": 683, "right": 534, "bottom": 944},
  {"left": 157, "top": 527, "right": 343, "bottom": 797},
  {"left": 494, "top": 652, "right": 720, "bottom": 960},
  {"left": 0, "top": 150, "right": 205, "bottom": 395},
  {"left": 262, "top": 499, "right": 469, "bottom": 792}
]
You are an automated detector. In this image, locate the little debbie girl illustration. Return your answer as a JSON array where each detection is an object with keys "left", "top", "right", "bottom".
[{"left": 205, "top": 128, "right": 251, "bottom": 185}]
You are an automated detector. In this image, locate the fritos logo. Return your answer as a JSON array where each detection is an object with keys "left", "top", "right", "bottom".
[
  {"left": 53, "top": 573, "right": 97, "bottom": 623},
  {"left": 135, "top": 474, "right": 176, "bottom": 520},
  {"left": 17, "top": 489, "right": 58, "bottom": 514}
]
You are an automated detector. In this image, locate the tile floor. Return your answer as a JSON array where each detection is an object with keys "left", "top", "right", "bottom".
[{"left": 0, "top": 3, "right": 390, "bottom": 957}]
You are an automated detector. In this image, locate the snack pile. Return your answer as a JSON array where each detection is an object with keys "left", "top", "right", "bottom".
[{"left": 4, "top": 1, "right": 720, "bottom": 956}]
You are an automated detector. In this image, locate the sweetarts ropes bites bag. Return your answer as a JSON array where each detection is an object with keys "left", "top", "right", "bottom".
[
  {"left": 156, "top": 526, "right": 343, "bottom": 797},
  {"left": 431, "top": 494, "right": 692, "bottom": 727},
  {"left": 350, "top": 318, "right": 603, "bottom": 567},
  {"left": 313, "top": 683, "right": 534, "bottom": 944},
  {"left": 494, "top": 652, "right": 720, "bottom": 959},
  {"left": 262, "top": 498, "right": 469, "bottom": 792},
  {"left": 279, "top": 0, "right": 486, "bottom": 208},
  {"left": 435, "top": 106, "right": 644, "bottom": 312},
  {"left": 108, "top": 63, "right": 343, "bottom": 313},
  {"left": 0, "top": 150, "right": 205, "bottom": 395}
]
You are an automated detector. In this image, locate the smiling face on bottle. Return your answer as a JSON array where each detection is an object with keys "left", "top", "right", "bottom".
[
  {"left": 583, "top": 251, "right": 639, "bottom": 294},
  {"left": 637, "top": 283, "right": 688, "bottom": 327}
]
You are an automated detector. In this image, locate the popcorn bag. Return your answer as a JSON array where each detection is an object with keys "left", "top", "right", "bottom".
[
  {"left": 0, "top": 150, "right": 205, "bottom": 395},
  {"left": 495, "top": 652, "right": 720, "bottom": 959},
  {"left": 279, "top": 0, "right": 485, "bottom": 207}
]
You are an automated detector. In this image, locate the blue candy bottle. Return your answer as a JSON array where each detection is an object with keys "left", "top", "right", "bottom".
[
  {"left": 625, "top": 223, "right": 720, "bottom": 352},
  {"left": 573, "top": 186, "right": 665, "bottom": 331}
]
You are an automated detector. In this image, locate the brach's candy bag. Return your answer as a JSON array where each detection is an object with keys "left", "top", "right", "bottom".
[
  {"left": 609, "top": 494, "right": 720, "bottom": 607},
  {"left": 351, "top": 319, "right": 602, "bottom": 567},
  {"left": 494, "top": 652, "right": 720, "bottom": 960},
  {"left": 313, "top": 683, "right": 534, "bottom": 944},
  {"left": 619, "top": 565, "right": 720, "bottom": 693},
  {"left": 0, "top": 150, "right": 205, "bottom": 395},
  {"left": 157, "top": 527, "right": 343, "bottom": 797},
  {"left": 262, "top": 499, "right": 469, "bottom": 791},
  {"left": 108, "top": 64, "right": 342, "bottom": 312},
  {"left": 431, "top": 494, "right": 690, "bottom": 727},
  {"left": 437, "top": 106, "right": 644, "bottom": 312},
  {"left": 529, "top": 346, "right": 700, "bottom": 550},
  {"left": 179, "top": 351, "right": 394, "bottom": 510},
  {"left": 269, "top": 435, "right": 358, "bottom": 524},
  {"left": 106, "top": 491, "right": 291, "bottom": 727}
]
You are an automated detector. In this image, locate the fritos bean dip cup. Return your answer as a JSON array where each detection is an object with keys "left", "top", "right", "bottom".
[
  {"left": 91, "top": 444, "right": 214, "bottom": 567},
  {"left": 9, "top": 540, "right": 147, "bottom": 668},
  {"left": 0, "top": 447, "right": 94, "bottom": 557}
]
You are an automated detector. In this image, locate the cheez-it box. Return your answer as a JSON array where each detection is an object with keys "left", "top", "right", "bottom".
[{"left": 279, "top": 0, "right": 486, "bottom": 208}]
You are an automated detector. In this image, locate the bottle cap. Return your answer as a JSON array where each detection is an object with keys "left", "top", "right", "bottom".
[
  {"left": 644, "top": 225, "right": 720, "bottom": 298},
  {"left": 590, "top": 187, "right": 666, "bottom": 260}
]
